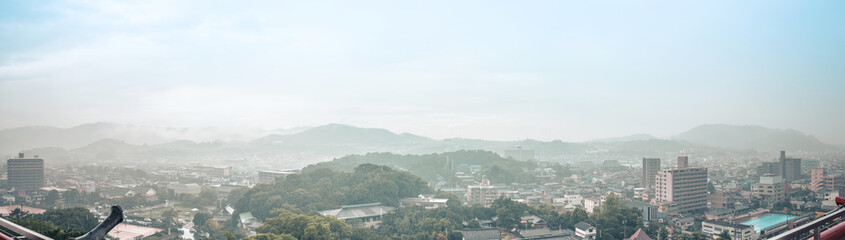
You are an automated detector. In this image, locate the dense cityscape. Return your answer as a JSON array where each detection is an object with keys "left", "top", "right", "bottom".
[{"left": 1, "top": 123, "right": 844, "bottom": 240}]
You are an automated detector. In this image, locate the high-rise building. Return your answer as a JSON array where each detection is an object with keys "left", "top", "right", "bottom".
[
  {"left": 757, "top": 151, "right": 802, "bottom": 182},
  {"left": 757, "top": 162, "right": 780, "bottom": 176},
  {"left": 7, "top": 153, "right": 44, "bottom": 191},
  {"left": 779, "top": 151, "right": 802, "bottom": 182},
  {"left": 642, "top": 158, "right": 661, "bottom": 187},
  {"left": 655, "top": 157, "right": 708, "bottom": 214},
  {"left": 812, "top": 168, "right": 826, "bottom": 192}
]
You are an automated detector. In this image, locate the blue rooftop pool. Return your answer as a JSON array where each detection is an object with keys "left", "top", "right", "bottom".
[{"left": 741, "top": 213, "right": 797, "bottom": 233}]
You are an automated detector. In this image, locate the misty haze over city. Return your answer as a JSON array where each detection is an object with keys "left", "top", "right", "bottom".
[{"left": 0, "top": 1, "right": 844, "bottom": 240}]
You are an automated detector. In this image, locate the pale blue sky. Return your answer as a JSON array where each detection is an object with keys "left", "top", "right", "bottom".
[{"left": 1, "top": 0, "right": 844, "bottom": 144}]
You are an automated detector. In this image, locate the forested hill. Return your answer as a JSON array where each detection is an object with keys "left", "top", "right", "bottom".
[
  {"left": 301, "top": 150, "right": 543, "bottom": 185},
  {"left": 235, "top": 164, "right": 431, "bottom": 220}
]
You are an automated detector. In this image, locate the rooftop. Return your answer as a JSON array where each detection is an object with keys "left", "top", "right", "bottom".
[
  {"left": 0, "top": 205, "right": 46, "bottom": 216},
  {"left": 704, "top": 220, "right": 754, "bottom": 230},
  {"left": 625, "top": 228, "right": 654, "bottom": 240},
  {"left": 462, "top": 228, "right": 500, "bottom": 240},
  {"left": 574, "top": 221, "right": 594, "bottom": 230},
  {"left": 318, "top": 203, "right": 396, "bottom": 220}
]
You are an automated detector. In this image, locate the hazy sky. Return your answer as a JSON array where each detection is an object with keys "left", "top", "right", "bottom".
[{"left": 1, "top": 1, "right": 844, "bottom": 144}]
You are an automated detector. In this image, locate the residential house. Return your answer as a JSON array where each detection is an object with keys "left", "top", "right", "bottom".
[{"left": 574, "top": 222, "right": 596, "bottom": 239}]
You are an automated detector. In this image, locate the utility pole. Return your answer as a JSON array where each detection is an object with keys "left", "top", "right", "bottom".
[{"left": 623, "top": 219, "right": 627, "bottom": 238}]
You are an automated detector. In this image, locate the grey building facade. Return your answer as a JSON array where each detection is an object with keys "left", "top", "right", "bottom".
[
  {"left": 7, "top": 153, "right": 44, "bottom": 191},
  {"left": 642, "top": 158, "right": 661, "bottom": 187}
]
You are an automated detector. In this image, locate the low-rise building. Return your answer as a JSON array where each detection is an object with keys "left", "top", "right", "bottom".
[
  {"left": 319, "top": 203, "right": 395, "bottom": 228},
  {"left": 705, "top": 208, "right": 735, "bottom": 221},
  {"left": 574, "top": 222, "right": 596, "bottom": 239},
  {"left": 672, "top": 216, "right": 695, "bottom": 231},
  {"left": 584, "top": 198, "right": 601, "bottom": 214},
  {"left": 216, "top": 184, "right": 248, "bottom": 201},
  {"left": 400, "top": 195, "right": 449, "bottom": 209},
  {"left": 258, "top": 170, "right": 296, "bottom": 184},
  {"left": 463, "top": 228, "right": 500, "bottom": 240},
  {"left": 167, "top": 183, "right": 201, "bottom": 196},
  {"left": 192, "top": 166, "right": 232, "bottom": 178},
  {"left": 751, "top": 174, "right": 785, "bottom": 207},
  {"left": 702, "top": 220, "right": 756, "bottom": 240}
]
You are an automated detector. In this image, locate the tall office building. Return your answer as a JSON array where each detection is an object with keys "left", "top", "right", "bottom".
[
  {"left": 642, "top": 158, "right": 661, "bottom": 187},
  {"left": 757, "top": 162, "right": 780, "bottom": 176},
  {"left": 7, "top": 153, "right": 44, "bottom": 191},
  {"left": 757, "top": 151, "right": 802, "bottom": 182},
  {"left": 655, "top": 157, "right": 708, "bottom": 214},
  {"left": 779, "top": 151, "right": 802, "bottom": 182}
]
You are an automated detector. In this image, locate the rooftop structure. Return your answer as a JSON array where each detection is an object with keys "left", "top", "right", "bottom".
[{"left": 318, "top": 203, "right": 395, "bottom": 228}]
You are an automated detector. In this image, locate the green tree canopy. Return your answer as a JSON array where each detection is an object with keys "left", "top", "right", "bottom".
[
  {"left": 193, "top": 211, "right": 213, "bottom": 227},
  {"left": 590, "top": 194, "right": 644, "bottom": 240},
  {"left": 237, "top": 164, "right": 431, "bottom": 220}
]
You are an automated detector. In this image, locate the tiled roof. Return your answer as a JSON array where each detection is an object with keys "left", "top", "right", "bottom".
[
  {"left": 625, "top": 228, "right": 653, "bottom": 240},
  {"left": 463, "top": 228, "right": 500, "bottom": 240},
  {"left": 574, "top": 221, "right": 593, "bottom": 230}
]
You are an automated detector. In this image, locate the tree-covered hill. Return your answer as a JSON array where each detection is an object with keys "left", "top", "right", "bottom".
[
  {"left": 301, "top": 150, "right": 539, "bottom": 185},
  {"left": 236, "top": 164, "right": 432, "bottom": 220}
]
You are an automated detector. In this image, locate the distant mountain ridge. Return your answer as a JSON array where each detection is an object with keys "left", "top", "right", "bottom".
[
  {"left": 589, "top": 134, "right": 657, "bottom": 143},
  {"left": 672, "top": 124, "right": 836, "bottom": 152},
  {"left": 252, "top": 123, "right": 434, "bottom": 146},
  {"left": 0, "top": 122, "right": 295, "bottom": 154},
  {"left": 1, "top": 122, "right": 840, "bottom": 160}
]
